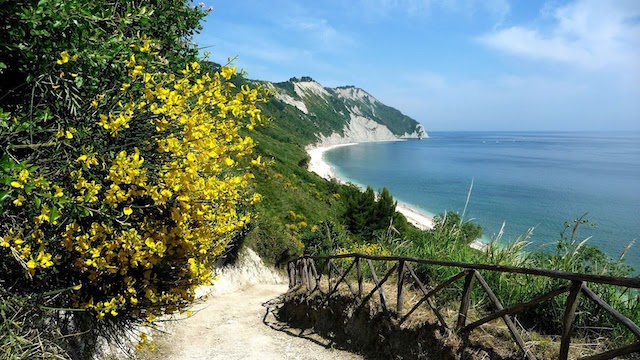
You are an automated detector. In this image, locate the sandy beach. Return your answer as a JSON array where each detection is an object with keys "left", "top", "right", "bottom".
[
  {"left": 306, "top": 143, "right": 435, "bottom": 230},
  {"left": 306, "top": 143, "right": 487, "bottom": 251}
]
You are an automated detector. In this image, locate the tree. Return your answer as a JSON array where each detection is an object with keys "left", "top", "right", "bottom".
[{"left": 342, "top": 186, "right": 407, "bottom": 241}]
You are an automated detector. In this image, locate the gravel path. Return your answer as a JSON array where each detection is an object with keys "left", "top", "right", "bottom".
[{"left": 144, "top": 251, "right": 363, "bottom": 360}]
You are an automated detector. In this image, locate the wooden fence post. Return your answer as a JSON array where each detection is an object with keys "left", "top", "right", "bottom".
[
  {"left": 559, "top": 280, "right": 583, "bottom": 360},
  {"left": 298, "top": 259, "right": 305, "bottom": 288},
  {"left": 456, "top": 270, "right": 476, "bottom": 331},
  {"left": 327, "top": 259, "right": 333, "bottom": 291},
  {"left": 303, "top": 258, "right": 310, "bottom": 290},
  {"left": 397, "top": 260, "right": 405, "bottom": 317},
  {"left": 356, "top": 256, "right": 363, "bottom": 299}
]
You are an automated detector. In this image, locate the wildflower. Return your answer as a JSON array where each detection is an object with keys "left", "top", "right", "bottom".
[
  {"left": 53, "top": 185, "right": 64, "bottom": 198},
  {"left": 56, "top": 51, "right": 70, "bottom": 65},
  {"left": 220, "top": 66, "right": 236, "bottom": 80},
  {"left": 18, "top": 169, "right": 29, "bottom": 182},
  {"left": 139, "top": 41, "right": 151, "bottom": 53}
]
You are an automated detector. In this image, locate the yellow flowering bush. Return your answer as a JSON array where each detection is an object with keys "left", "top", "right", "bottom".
[
  {"left": 336, "top": 243, "right": 391, "bottom": 257},
  {"left": 0, "top": 37, "right": 270, "bottom": 329}
]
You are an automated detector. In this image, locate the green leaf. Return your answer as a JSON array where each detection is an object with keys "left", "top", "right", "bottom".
[
  {"left": 34, "top": 196, "right": 41, "bottom": 208},
  {"left": 0, "top": 190, "right": 10, "bottom": 202},
  {"left": 50, "top": 205, "right": 59, "bottom": 223}
]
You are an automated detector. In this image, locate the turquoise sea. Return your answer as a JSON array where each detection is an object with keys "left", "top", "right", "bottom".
[{"left": 324, "top": 132, "right": 640, "bottom": 269}]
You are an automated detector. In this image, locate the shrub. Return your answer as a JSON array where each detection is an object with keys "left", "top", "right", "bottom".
[{"left": 1, "top": 1, "right": 269, "bottom": 357}]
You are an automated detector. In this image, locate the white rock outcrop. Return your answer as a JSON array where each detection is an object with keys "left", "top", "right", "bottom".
[
  {"left": 274, "top": 92, "right": 308, "bottom": 114},
  {"left": 315, "top": 115, "right": 398, "bottom": 147}
]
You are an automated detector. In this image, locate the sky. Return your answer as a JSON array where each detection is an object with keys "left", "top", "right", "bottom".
[{"left": 194, "top": 0, "right": 640, "bottom": 131}]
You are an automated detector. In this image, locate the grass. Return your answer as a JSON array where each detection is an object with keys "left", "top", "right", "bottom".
[{"left": 0, "top": 290, "right": 69, "bottom": 360}]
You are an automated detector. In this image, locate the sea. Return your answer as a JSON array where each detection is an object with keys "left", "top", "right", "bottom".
[{"left": 323, "top": 131, "right": 640, "bottom": 270}]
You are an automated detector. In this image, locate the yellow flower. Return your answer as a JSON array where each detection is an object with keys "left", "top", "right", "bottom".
[
  {"left": 10, "top": 181, "right": 23, "bottom": 189},
  {"left": 26, "top": 259, "right": 37, "bottom": 269},
  {"left": 18, "top": 169, "right": 29, "bottom": 182},
  {"left": 123, "top": 207, "right": 133, "bottom": 216},
  {"left": 53, "top": 185, "right": 64, "bottom": 198},
  {"left": 139, "top": 40, "right": 151, "bottom": 53},
  {"left": 220, "top": 66, "right": 237, "bottom": 80},
  {"left": 224, "top": 158, "right": 235, "bottom": 166},
  {"left": 72, "top": 284, "right": 82, "bottom": 290},
  {"left": 126, "top": 54, "right": 136, "bottom": 67},
  {"left": 13, "top": 195, "right": 26, "bottom": 206},
  {"left": 56, "top": 51, "right": 70, "bottom": 65},
  {"left": 91, "top": 100, "right": 98, "bottom": 109}
]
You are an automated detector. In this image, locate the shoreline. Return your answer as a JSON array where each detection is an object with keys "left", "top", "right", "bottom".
[
  {"left": 306, "top": 142, "right": 435, "bottom": 231},
  {"left": 305, "top": 142, "right": 487, "bottom": 251}
]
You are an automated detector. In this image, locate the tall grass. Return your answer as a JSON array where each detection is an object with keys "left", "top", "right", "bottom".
[{"left": 399, "top": 211, "right": 639, "bottom": 349}]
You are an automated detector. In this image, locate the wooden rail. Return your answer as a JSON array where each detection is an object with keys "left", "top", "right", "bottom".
[{"left": 287, "top": 253, "right": 640, "bottom": 360}]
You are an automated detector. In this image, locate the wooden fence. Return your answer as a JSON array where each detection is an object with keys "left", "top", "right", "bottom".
[{"left": 287, "top": 253, "right": 640, "bottom": 360}]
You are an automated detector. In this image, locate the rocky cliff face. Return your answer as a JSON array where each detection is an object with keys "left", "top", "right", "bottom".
[{"left": 266, "top": 78, "right": 427, "bottom": 146}]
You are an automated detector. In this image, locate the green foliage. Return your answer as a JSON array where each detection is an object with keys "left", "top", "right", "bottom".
[
  {"left": 0, "top": 1, "right": 270, "bottom": 358},
  {"left": 341, "top": 185, "right": 408, "bottom": 241},
  {"left": 242, "top": 218, "right": 304, "bottom": 267},
  {"left": 302, "top": 220, "right": 349, "bottom": 256},
  {"left": 432, "top": 211, "right": 483, "bottom": 244}
]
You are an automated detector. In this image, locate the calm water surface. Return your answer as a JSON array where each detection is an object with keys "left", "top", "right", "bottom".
[{"left": 324, "top": 132, "right": 640, "bottom": 269}]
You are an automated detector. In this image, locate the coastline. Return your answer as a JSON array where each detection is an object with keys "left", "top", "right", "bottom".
[
  {"left": 306, "top": 142, "right": 487, "bottom": 251},
  {"left": 306, "top": 142, "right": 435, "bottom": 230}
]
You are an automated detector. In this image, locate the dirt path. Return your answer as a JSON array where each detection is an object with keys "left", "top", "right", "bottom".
[{"left": 142, "top": 251, "right": 363, "bottom": 360}]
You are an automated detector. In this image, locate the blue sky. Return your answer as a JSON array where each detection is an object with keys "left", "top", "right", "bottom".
[{"left": 194, "top": 0, "right": 640, "bottom": 131}]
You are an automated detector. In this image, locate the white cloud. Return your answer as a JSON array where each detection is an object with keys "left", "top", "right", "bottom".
[
  {"left": 283, "top": 18, "right": 356, "bottom": 49},
  {"left": 479, "top": 0, "right": 640, "bottom": 76},
  {"left": 354, "top": 0, "right": 509, "bottom": 20}
]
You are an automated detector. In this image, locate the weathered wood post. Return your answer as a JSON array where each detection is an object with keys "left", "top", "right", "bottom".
[
  {"left": 397, "top": 260, "right": 405, "bottom": 318},
  {"left": 367, "top": 259, "right": 389, "bottom": 316},
  {"left": 327, "top": 259, "right": 333, "bottom": 291},
  {"left": 456, "top": 270, "right": 476, "bottom": 331},
  {"left": 559, "top": 280, "right": 583, "bottom": 360},
  {"left": 309, "top": 259, "right": 320, "bottom": 292},
  {"left": 356, "top": 256, "right": 363, "bottom": 299},
  {"left": 302, "top": 258, "right": 310, "bottom": 290},
  {"left": 298, "top": 259, "right": 305, "bottom": 288}
]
